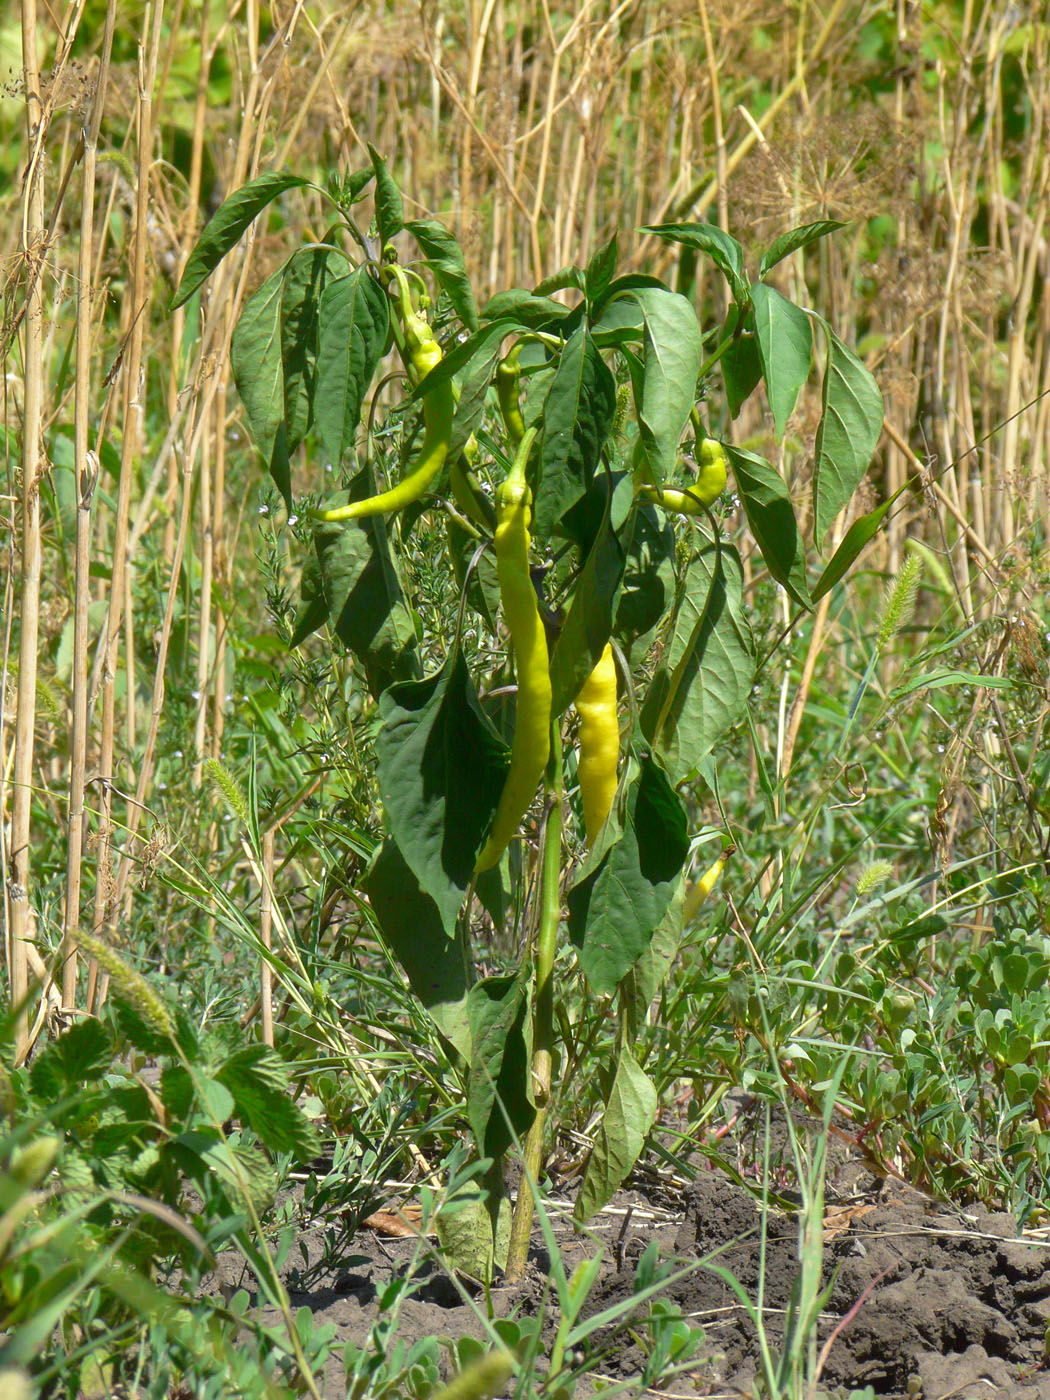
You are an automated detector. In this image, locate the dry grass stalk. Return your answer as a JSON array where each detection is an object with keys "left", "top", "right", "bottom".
[
  {"left": 9, "top": 0, "right": 48, "bottom": 1060},
  {"left": 62, "top": 0, "right": 115, "bottom": 1010}
]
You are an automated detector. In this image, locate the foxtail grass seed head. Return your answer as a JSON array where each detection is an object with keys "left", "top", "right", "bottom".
[
  {"left": 204, "top": 757, "right": 251, "bottom": 828},
  {"left": 877, "top": 553, "right": 922, "bottom": 652},
  {"left": 856, "top": 860, "right": 894, "bottom": 897},
  {"left": 75, "top": 928, "right": 175, "bottom": 1043}
]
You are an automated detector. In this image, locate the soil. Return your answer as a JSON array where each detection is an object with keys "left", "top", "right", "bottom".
[{"left": 219, "top": 1147, "right": 1050, "bottom": 1400}]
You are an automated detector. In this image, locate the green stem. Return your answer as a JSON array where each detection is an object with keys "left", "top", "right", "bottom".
[{"left": 504, "top": 721, "right": 562, "bottom": 1281}]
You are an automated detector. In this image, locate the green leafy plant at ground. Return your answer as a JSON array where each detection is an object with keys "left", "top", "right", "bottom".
[{"left": 177, "top": 149, "right": 883, "bottom": 1280}]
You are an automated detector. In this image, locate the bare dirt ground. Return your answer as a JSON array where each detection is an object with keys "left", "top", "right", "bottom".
[{"left": 218, "top": 1139, "right": 1050, "bottom": 1400}]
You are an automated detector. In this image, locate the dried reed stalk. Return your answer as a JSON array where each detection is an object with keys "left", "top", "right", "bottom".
[{"left": 9, "top": 0, "right": 47, "bottom": 1059}]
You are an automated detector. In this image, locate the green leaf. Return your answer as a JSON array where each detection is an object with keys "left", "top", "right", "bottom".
[
  {"left": 376, "top": 650, "right": 510, "bottom": 933},
  {"left": 813, "top": 321, "right": 884, "bottom": 542},
  {"left": 722, "top": 331, "right": 762, "bottom": 420},
  {"left": 749, "top": 281, "right": 812, "bottom": 439},
  {"left": 230, "top": 263, "right": 291, "bottom": 506},
  {"left": 641, "top": 222, "right": 748, "bottom": 305},
  {"left": 548, "top": 489, "right": 626, "bottom": 716},
  {"left": 584, "top": 232, "right": 619, "bottom": 304},
  {"left": 406, "top": 218, "right": 479, "bottom": 331},
  {"left": 448, "top": 329, "right": 507, "bottom": 461},
  {"left": 574, "top": 1045, "right": 658, "bottom": 1221},
  {"left": 364, "top": 841, "right": 472, "bottom": 1061},
  {"left": 726, "top": 445, "right": 811, "bottom": 608},
  {"left": 480, "top": 290, "right": 573, "bottom": 326},
  {"left": 280, "top": 246, "right": 345, "bottom": 453},
  {"left": 29, "top": 1018, "right": 113, "bottom": 1099},
  {"left": 631, "top": 876, "right": 687, "bottom": 1007},
  {"left": 314, "top": 266, "right": 390, "bottom": 470},
  {"left": 293, "top": 494, "right": 420, "bottom": 695},
  {"left": 640, "top": 531, "right": 755, "bottom": 784},
  {"left": 533, "top": 326, "right": 616, "bottom": 539},
  {"left": 614, "top": 502, "right": 677, "bottom": 654},
  {"left": 628, "top": 288, "right": 704, "bottom": 486},
  {"left": 758, "top": 219, "right": 847, "bottom": 277},
  {"left": 216, "top": 1045, "right": 321, "bottom": 1160},
  {"left": 467, "top": 973, "right": 535, "bottom": 1159},
  {"left": 568, "top": 755, "right": 689, "bottom": 994},
  {"left": 811, "top": 479, "right": 909, "bottom": 601},
  {"left": 172, "top": 171, "right": 308, "bottom": 309},
  {"left": 532, "top": 264, "right": 586, "bottom": 297},
  {"left": 336, "top": 166, "right": 374, "bottom": 205},
  {"left": 367, "top": 145, "right": 403, "bottom": 244}
]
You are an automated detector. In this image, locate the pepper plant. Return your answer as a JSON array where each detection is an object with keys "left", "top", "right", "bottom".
[{"left": 174, "top": 149, "right": 884, "bottom": 1280}]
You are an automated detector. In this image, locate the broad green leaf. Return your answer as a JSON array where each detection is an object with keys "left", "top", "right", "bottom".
[
  {"left": 293, "top": 491, "right": 420, "bottom": 695},
  {"left": 230, "top": 264, "right": 291, "bottom": 506},
  {"left": 280, "top": 247, "right": 345, "bottom": 453},
  {"left": 406, "top": 217, "right": 479, "bottom": 331},
  {"left": 216, "top": 1045, "right": 321, "bottom": 1159},
  {"left": 172, "top": 171, "right": 308, "bottom": 308},
  {"left": 367, "top": 144, "right": 403, "bottom": 244},
  {"left": 758, "top": 219, "right": 847, "bottom": 277},
  {"left": 584, "top": 232, "right": 619, "bottom": 304},
  {"left": 29, "top": 1018, "right": 113, "bottom": 1099},
  {"left": 749, "top": 281, "right": 812, "bottom": 439},
  {"left": 435, "top": 1192, "right": 511, "bottom": 1283},
  {"left": 631, "top": 876, "right": 687, "bottom": 1008},
  {"left": 628, "top": 287, "right": 704, "bottom": 487},
  {"left": 467, "top": 973, "right": 535, "bottom": 1159},
  {"left": 449, "top": 330, "right": 508, "bottom": 461},
  {"left": 568, "top": 755, "right": 689, "bottom": 994},
  {"left": 314, "top": 267, "right": 390, "bottom": 470},
  {"left": 590, "top": 294, "right": 645, "bottom": 349},
  {"left": 722, "top": 332, "right": 762, "bottom": 420},
  {"left": 813, "top": 321, "right": 884, "bottom": 542},
  {"left": 533, "top": 264, "right": 586, "bottom": 296},
  {"left": 574, "top": 1045, "right": 658, "bottom": 1221},
  {"left": 811, "top": 479, "right": 909, "bottom": 601},
  {"left": 642, "top": 222, "right": 748, "bottom": 305},
  {"left": 548, "top": 489, "right": 625, "bottom": 716},
  {"left": 533, "top": 326, "right": 616, "bottom": 539},
  {"left": 480, "top": 290, "right": 573, "bottom": 325},
  {"left": 591, "top": 272, "right": 666, "bottom": 322},
  {"left": 614, "top": 501, "right": 676, "bottom": 654},
  {"left": 364, "top": 840, "right": 472, "bottom": 1061},
  {"left": 376, "top": 650, "right": 509, "bottom": 933},
  {"left": 640, "top": 531, "right": 755, "bottom": 784},
  {"left": 726, "top": 445, "right": 811, "bottom": 608}
]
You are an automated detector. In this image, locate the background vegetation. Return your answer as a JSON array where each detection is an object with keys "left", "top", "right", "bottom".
[{"left": 2, "top": 0, "right": 1048, "bottom": 1394}]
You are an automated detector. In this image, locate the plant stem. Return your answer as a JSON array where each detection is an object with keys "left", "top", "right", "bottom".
[{"left": 505, "top": 722, "right": 562, "bottom": 1282}]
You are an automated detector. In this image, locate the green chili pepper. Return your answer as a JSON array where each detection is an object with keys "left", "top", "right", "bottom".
[
  {"left": 496, "top": 343, "right": 526, "bottom": 446},
  {"left": 474, "top": 427, "right": 552, "bottom": 874}
]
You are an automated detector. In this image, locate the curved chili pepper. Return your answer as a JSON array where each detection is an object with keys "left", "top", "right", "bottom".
[
  {"left": 474, "top": 428, "right": 552, "bottom": 874},
  {"left": 314, "top": 268, "right": 454, "bottom": 523},
  {"left": 634, "top": 437, "right": 727, "bottom": 515},
  {"left": 496, "top": 343, "right": 526, "bottom": 446}
]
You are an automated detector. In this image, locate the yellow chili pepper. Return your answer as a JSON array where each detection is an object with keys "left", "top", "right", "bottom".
[
  {"left": 474, "top": 428, "right": 551, "bottom": 874},
  {"left": 314, "top": 268, "right": 454, "bottom": 523},
  {"left": 634, "top": 437, "right": 727, "bottom": 515},
  {"left": 682, "top": 844, "right": 734, "bottom": 923},
  {"left": 575, "top": 642, "right": 618, "bottom": 844}
]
